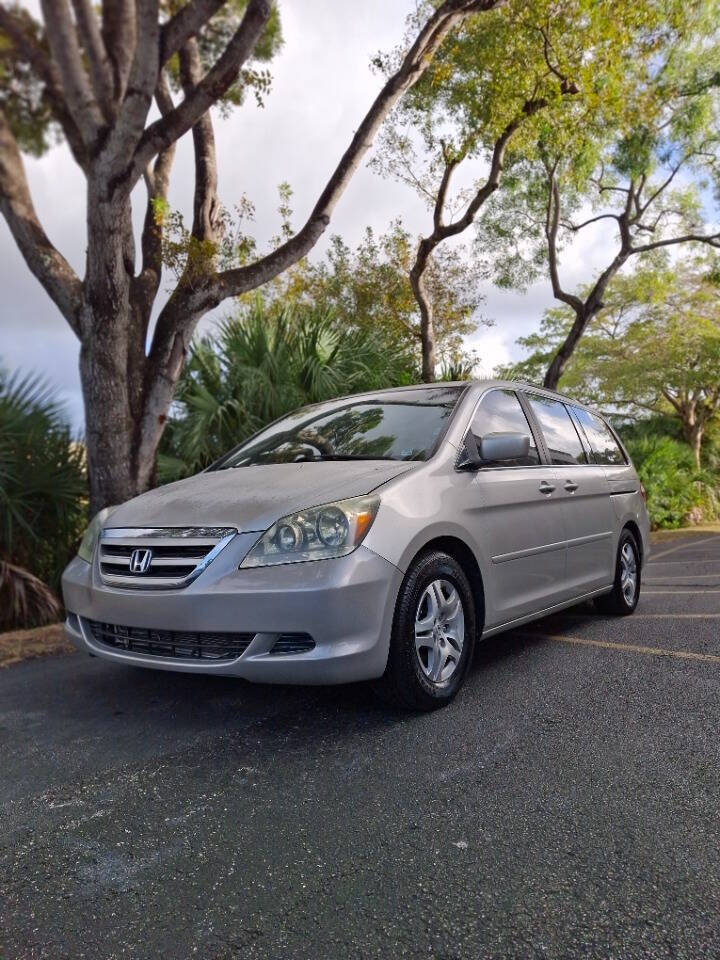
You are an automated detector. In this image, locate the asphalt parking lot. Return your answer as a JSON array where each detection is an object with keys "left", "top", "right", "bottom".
[{"left": 2, "top": 532, "right": 720, "bottom": 960}]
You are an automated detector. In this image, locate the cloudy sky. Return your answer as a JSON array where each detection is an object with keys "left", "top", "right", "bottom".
[{"left": 1, "top": 0, "right": 614, "bottom": 431}]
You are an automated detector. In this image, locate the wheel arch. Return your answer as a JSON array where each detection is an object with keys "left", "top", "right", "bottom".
[
  {"left": 622, "top": 519, "right": 643, "bottom": 564},
  {"left": 410, "top": 535, "right": 485, "bottom": 635}
]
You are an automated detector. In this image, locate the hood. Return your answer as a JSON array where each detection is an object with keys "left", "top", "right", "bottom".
[{"left": 106, "top": 460, "right": 416, "bottom": 532}]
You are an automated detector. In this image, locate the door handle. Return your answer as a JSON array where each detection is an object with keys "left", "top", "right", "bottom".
[
  {"left": 538, "top": 481, "right": 556, "bottom": 495},
  {"left": 564, "top": 480, "right": 579, "bottom": 493}
]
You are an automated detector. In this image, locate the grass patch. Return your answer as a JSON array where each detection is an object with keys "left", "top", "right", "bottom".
[
  {"left": 650, "top": 523, "right": 720, "bottom": 542},
  {"left": 0, "top": 623, "right": 75, "bottom": 668}
]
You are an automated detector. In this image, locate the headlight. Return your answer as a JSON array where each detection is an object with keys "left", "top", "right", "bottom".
[
  {"left": 77, "top": 507, "right": 113, "bottom": 563},
  {"left": 240, "top": 495, "right": 380, "bottom": 568}
]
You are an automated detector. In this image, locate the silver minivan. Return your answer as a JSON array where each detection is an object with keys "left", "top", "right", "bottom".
[{"left": 62, "top": 381, "right": 650, "bottom": 710}]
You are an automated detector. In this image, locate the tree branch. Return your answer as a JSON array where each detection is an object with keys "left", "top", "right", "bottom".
[
  {"left": 0, "top": 7, "right": 88, "bottom": 168},
  {"left": 638, "top": 159, "right": 685, "bottom": 216},
  {"left": 39, "top": 0, "right": 104, "bottom": 143},
  {"left": 129, "top": 0, "right": 273, "bottom": 186},
  {"left": 435, "top": 101, "right": 547, "bottom": 243},
  {"left": 0, "top": 109, "right": 82, "bottom": 335},
  {"left": 433, "top": 149, "right": 460, "bottom": 230},
  {"left": 538, "top": 24, "right": 580, "bottom": 95},
  {"left": 101, "top": 0, "right": 136, "bottom": 102},
  {"left": 631, "top": 230, "right": 720, "bottom": 254},
  {"left": 660, "top": 386, "right": 684, "bottom": 416},
  {"left": 137, "top": 37, "right": 224, "bottom": 491},
  {"left": 180, "top": 39, "right": 222, "bottom": 245},
  {"left": 70, "top": 0, "right": 114, "bottom": 118},
  {"left": 160, "top": 0, "right": 226, "bottom": 65},
  {"left": 407, "top": 96, "right": 549, "bottom": 381},
  {"left": 104, "top": 0, "right": 160, "bottom": 175},
  {"left": 211, "top": 0, "right": 507, "bottom": 304},
  {"left": 544, "top": 163, "right": 584, "bottom": 313},
  {"left": 134, "top": 74, "right": 176, "bottom": 318},
  {"left": 563, "top": 212, "right": 620, "bottom": 232}
]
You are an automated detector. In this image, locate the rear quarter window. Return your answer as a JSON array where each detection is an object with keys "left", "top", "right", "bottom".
[
  {"left": 526, "top": 395, "right": 587, "bottom": 466},
  {"left": 572, "top": 408, "right": 626, "bottom": 465}
]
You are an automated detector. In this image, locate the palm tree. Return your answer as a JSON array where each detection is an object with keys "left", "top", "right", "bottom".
[
  {"left": 159, "top": 300, "right": 417, "bottom": 481},
  {"left": 0, "top": 369, "right": 87, "bottom": 630}
]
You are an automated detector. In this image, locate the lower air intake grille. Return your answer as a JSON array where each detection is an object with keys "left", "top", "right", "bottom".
[
  {"left": 269, "top": 633, "right": 316, "bottom": 656},
  {"left": 86, "top": 619, "right": 254, "bottom": 661}
]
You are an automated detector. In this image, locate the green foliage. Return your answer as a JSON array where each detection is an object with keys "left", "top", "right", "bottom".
[
  {"left": 502, "top": 254, "right": 720, "bottom": 464},
  {"left": 621, "top": 430, "right": 719, "bottom": 529},
  {"left": 0, "top": 368, "right": 87, "bottom": 628},
  {"left": 156, "top": 202, "right": 482, "bottom": 367},
  {"left": 0, "top": 5, "right": 59, "bottom": 155},
  {"left": 472, "top": 0, "right": 720, "bottom": 292},
  {"left": 155, "top": 183, "right": 281, "bottom": 281},
  {"left": 373, "top": 0, "right": 707, "bottom": 209},
  {"left": 439, "top": 360, "right": 475, "bottom": 382},
  {"left": 254, "top": 219, "right": 484, "bottom": 368},
  {"left": 158, "top": 300, "right": 418, "bottom": 482},
  {"left": 165, "top": 0, "right": 283, "bottom": 112}
]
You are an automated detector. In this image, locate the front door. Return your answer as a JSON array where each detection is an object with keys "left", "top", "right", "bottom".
[{"left": 457, "top": 389, "right": 568, "bottom": 627}]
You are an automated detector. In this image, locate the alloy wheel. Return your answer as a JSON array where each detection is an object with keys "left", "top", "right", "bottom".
[
  {"left": 620, "top": 541, "right": 638, "bottom": 605},
  {"left": 414, "top": 579, "right": 465, "bottom": 683}
]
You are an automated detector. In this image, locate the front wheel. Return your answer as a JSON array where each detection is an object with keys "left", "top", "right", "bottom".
[
  {"left": 595, "top": 529, "right": 641, "bottom": 616},
  {"left": 375, "top": 550, "right": 476, "bottom": 711}
]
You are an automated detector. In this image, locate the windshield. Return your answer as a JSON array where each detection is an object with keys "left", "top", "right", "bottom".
[{"left": 215, "top": 387, "right": 466, "bottom": 468}]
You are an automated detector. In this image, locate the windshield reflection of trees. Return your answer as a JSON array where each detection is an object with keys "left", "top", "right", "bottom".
[{"left": 246, "top": 406, "right": 419, "bottom": 464}]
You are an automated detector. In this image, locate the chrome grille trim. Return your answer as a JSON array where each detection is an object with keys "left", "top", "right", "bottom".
[{"left": 98, "top": 527, "right": 236, "bottom": 589}]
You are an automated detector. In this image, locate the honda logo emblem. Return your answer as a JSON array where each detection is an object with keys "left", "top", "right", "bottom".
[{"left": 129, "top": 548, "right": 153, "bottom": 574}]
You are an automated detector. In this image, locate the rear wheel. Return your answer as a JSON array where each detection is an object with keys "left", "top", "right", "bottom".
[
  {"left": 595, "top": 529, "right": 641, "bottom": 616},
  {"left": 375, "top": 550, "right": 476, "bottom": 711}
]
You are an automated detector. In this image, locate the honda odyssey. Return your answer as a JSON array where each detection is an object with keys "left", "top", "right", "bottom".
[{"left": 62, "top": 381, "right": 650, "bottom": 710}]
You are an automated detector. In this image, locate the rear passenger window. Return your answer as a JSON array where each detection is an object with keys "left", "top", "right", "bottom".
[
  {"left": 573, "top": 408, "right": 626, "bottom": 465},
  {"left": 470, "top": 390, "right": 540, "bottom": 466},
  {"left": 527, "top": 396, "right": 587, "bottom": 465}
]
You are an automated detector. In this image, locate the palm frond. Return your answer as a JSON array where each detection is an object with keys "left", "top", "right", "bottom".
[
  {"left": 159, "top": 299, "right": 417, "bottom": 481},
  {"left": 0, "top": 560, "right": 61, "bottom": 630}
]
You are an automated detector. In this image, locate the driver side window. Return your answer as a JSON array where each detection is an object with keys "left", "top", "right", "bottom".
[{"left": 470, "top": 390, "right": 540, "bottom": 467}]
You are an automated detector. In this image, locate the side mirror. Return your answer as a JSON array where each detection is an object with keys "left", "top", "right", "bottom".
[{"left": 479, "top": 432, "right": 530, "bottom": 463}]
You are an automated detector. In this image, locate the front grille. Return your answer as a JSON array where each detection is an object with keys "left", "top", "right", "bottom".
[
  {"left": 85, "top": 619, "right": 254, "bottom": 661},
  {"left": 98, "top": 527, "right": 236, "bottom": 589},
  {"left": 269, "top": 633, "right": 316, "bottom": 655}
]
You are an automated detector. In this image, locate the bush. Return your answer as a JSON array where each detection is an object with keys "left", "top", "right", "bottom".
[
  {"left": 623, "top": 433, "right": 719, "bottom": 529},
  {"left": 0, "top": 369, "right": 87, "bottom": 629}
]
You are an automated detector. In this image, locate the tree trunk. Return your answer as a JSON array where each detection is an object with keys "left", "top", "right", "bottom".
[
  {"left": 80, "top": 332, "right": 138, "bottom": 514},
  {"left": 80, "top": 183, "right": 140, "bottom": 513},
  {"left": 79, "top": 180, "right": 183, "bottom": 514},
  {"left": 683, "top": 418, "right": 703, "bottom": 469},
  {"left": 410, "top": 240, "right": 437, "bottom": 383},
  {"left": 543, "top": 306, "right": 591, "bottom": 390},
  {"left": 80, "top": 300, "right": 180, "bottom": 515}
]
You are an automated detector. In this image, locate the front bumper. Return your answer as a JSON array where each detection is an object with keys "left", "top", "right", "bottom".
[{"left": 61, "top": 537, "right": 403, "bottom": 684}]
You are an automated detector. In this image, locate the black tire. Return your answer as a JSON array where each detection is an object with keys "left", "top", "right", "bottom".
[
  {"left": 374, "top": 550, "right": 477, "bottom": 711},
  {"left": 594, "top": 528, "right": 641, "bottom": 616}
]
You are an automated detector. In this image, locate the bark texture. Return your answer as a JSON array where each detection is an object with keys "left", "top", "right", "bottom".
[{"left": 0, "top": 0, "right": 506, "bottom": 512}]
